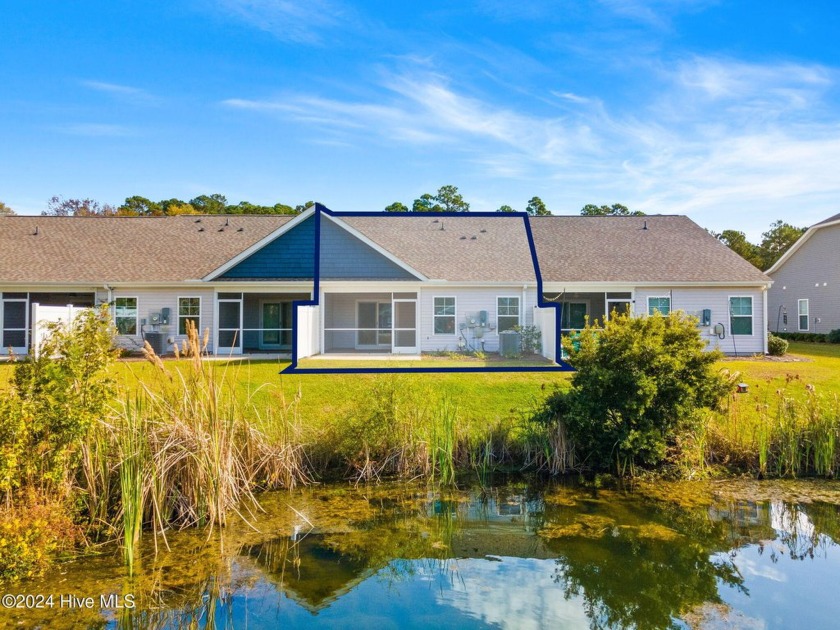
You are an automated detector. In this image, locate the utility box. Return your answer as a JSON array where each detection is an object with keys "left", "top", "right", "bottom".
[
  {"left": 145, "top": 332, "right": 166, "bottom": 356},
  {"left": 499, "top": 330, "right": 521, "bottom": 357}
]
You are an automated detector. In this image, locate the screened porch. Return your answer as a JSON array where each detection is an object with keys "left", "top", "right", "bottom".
[
  {"left": 322, "top": 292, "right": 418, "bottom": 354},
  {"left": 215, "top": 292, "right": 310, "bottom": 355},
  {"left": 542, "top": 292, "right": 633, "bottom": 334}
]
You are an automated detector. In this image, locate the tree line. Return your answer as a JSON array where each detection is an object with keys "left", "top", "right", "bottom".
[
  {"left": 712, "top": 220, "right": 806, "bottom": 271},
  {"left": 37, "top": 194, "right": 312, "bottom": 217},
  {"left": 383, "top": 185, "right": 644, "bottom": 217}
]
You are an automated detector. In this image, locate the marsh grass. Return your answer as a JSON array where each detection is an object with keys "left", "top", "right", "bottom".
[
  {"left": 117, "top": 395, "right": 146, "bottom": 574},
  {"left": 707, "top": 381, "right": 840, "bottom": 477},
  {"left": 431, "top": 397, "right": 457, "bottom": 486},
  {"left": 105, "top": 321, "right": 312, "bottom": 568}
]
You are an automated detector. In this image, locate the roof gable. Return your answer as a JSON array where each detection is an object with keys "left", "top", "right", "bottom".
[
  {"left": 319, "top": 214, "right": 422, "bottom": 280},
  {"left": 220, "top": 214, "right": 316, "bottom": 280},
  {"left": 767, "top": 212, "right": 840, "bottom": 275}
]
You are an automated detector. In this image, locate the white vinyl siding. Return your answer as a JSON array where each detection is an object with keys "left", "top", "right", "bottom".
[
  {"left": 647, "top": 296, "right": 671, "bottom": 316},
  {"left": 108, "top": 288, "right": 214, "bottom": 353},
  {"left": 114, "top": 297, "right": 138, "bottom": 335},
  {"left": 420, "top": 287, "right": 537, "bottom": 353},
  {"left": 798, "top": 299, "right": 809, "bottom": 331},
  {"left": 729, "top": 296, "right": 753, "bottom": 336},
  {"left": 633, "top": 287, "right": 765, "bottom": 355},
  {"left": 497, "top": 296, "right": 520, "bottom": 332},
  {"left": 433, "top": 297, "right": 456, "bottom": 335}
]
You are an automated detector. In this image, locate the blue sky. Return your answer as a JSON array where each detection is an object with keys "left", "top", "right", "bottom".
[{"left": 2, "top": 1, "right": 839, "bottom": 238}]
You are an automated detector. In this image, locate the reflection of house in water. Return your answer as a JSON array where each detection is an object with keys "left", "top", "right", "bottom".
[
  {"left": 707, "top": 499, "right": 838, "bottom": 560},
  {"left": 709, "top": 500, "right": 771, "bottom": 527},
  {"left": 243, "top": 535, "right": 376, "bottom": 613},
  {"left": 430, "top": 490, "right": 545, "bottom": 529},
  {"left": 243, "top": 490, "right": 556, "bottom": 612},
  {"left": 708, "top": 500, "right": 776, "bottom": 546}
]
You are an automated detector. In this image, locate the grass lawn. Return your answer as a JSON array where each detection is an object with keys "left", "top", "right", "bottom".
[
  {"left": 2, "top": 342, "right": 838, "bottom": 441},
  {"left": 724, "top": 341, "right": 840, "bottom": 403},
  {"left": 71, "top": 357, "right": 572, "bottom": 443}
]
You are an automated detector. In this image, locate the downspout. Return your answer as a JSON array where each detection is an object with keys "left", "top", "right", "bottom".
[
  {"left": 763, "top": 286, "right": 769, "bottom": 354},
  {"left": 522, "top": 284, "right": 527, "bottom": 328}
]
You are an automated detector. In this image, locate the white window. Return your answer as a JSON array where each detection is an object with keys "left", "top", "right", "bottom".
[
  {"left": 729, "top": 296, "right": 753, "bottom": 336},
  {"left": 178, "top": 297, "right": 201, "bottom": 335},
  {"left": 114, "top": 297, "right": 138, "bottom": 335},
  {"left": 647, "top": 296, "right": 671, "bottom": 316},
  {"left": 433, "top": 297, "right": 456, "bottom": 334},
  {"left": 497, "top": 296, "right": 520, "bottom": 332},
  {"left": 798, "top": 299, "right": 809, "bottom": 331}
]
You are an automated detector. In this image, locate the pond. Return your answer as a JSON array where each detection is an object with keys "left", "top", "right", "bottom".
[{"left": 4, "top": 478, "right": 840, "bottom": 629}]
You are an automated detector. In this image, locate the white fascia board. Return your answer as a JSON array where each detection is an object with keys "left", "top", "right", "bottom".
[
  {"left": 322, "top": 213, "right": 429, "bottom": 281},
  {"left": 0, "top": 282, "right": 103, "bottom": 291},
  {"left": 206, "top": 282, "right": 314, "bottom": 292},
  {"left": 422, "top": 280, "right": 536, "bottom": 287},
  {"left": 200, "top": 207, "right": 316, "bottom": 281},
  {"left": 542, "top": 281, "right": 772, "bottom": 292},
  {"left": 319, "top": 281, "right": 424, "bottom": 293}
]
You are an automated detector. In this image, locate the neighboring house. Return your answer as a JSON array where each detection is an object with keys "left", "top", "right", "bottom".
[
  {"left": 0, "top": 204, "right": 771, "bottom": 367},
  {"left": 767, "top": 212, "right": 840, "bottom": 335}
]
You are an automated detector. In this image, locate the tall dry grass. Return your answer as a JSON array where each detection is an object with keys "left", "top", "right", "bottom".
[{"left": 105, "top": 321, "right": 311, "bottom": 565}]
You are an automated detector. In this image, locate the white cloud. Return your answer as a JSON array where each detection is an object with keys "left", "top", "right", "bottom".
[
  {"left": 215, "top": 0, "right": 358, "bottom": 44},
  {"left": 223, "top": 55, "right": 840, "bottom": 232},
  {"left": 80, "top": 80, "right": 158, "bottom": 104},
  {"left": 673, "top": 57, "right": 832, "bottom": 109},
  {"left": 598, "top": 0, "right": 719, "bottom": 28},
  {"left": 551, "top": 91, "right": 593, "bottom": 104}
]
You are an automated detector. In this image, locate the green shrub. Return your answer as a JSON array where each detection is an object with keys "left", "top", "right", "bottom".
[
  {"left": 539, "top": 312, "right": 733, "bottom": 474},
  {"left": 774, "top": 331, "right": 828, "bottom": 343},
  {"left": 513, "top": 325, "right": 542, "bottom": 354},
  {"left": 828, "top": 329, "right": 840, "bottom": 344},
  {"left": 0, "top": 496, "right": 82, "bottom": 583},
  {"left": 767, "top": 333, "right": 789, "bottom": 356},
  {"left": 3, "top": 305, "right": 116, "bottom": 496}
]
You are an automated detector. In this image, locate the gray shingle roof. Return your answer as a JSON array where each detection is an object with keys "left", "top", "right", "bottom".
[
  {"left": 341, "top": 215, "right": 537, "bottom": 282},
  {"left": 814, "top": 212, "right": 840, "bottom": 226},
  {"left": 529, "top": 215, "right": 770, "bottom": 284},
  {"left": 0, "top": 212, "right": 770, "bottom": 286},
  {"left": 0, "top": 215, "right": 293, "bottom": 283}
]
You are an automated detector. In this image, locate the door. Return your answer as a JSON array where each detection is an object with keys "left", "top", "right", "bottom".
[
  {"left": 260, "top": 302, "right": 293, "bottom": 350},
  {"left": 392, "top": 299, "right": 418, "bottom": 353},
  {"left": 217, "top": 299, "right": 242, "bottom": 355},
  {"left": 356, "top": 301, "right": 391, "bottom": 348},
  {"left": 562, "top": 302, "right": 588, "bottom": 330},
  {"left": 606, "top": 300, "right": 632, "bottom": 320},
  {"left": 2, "top": 296, "right": 28, "bottom": 355}
]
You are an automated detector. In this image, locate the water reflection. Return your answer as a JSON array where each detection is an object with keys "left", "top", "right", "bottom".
[{"left": 2, "top": 480, "right": 840, "bottom": 629}]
